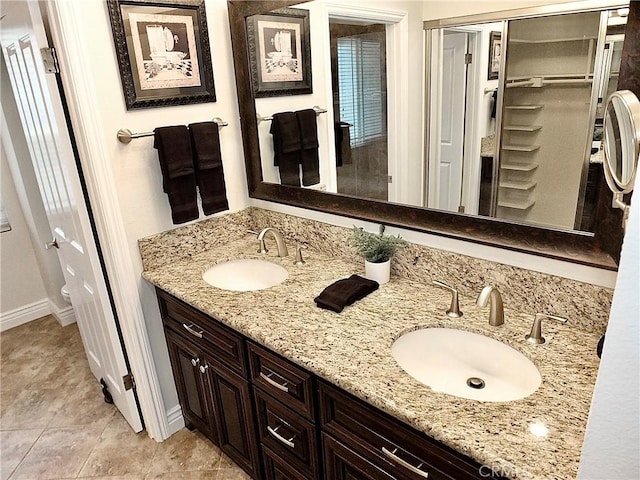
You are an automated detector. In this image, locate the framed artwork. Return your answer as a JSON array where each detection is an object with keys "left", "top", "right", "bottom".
[
  {"left": 107, "top": 0, "right": 215, "bottom": 110},
  {"left": 488, "top": 31, "right": 502, "bottom": 80},
  {"left": 246, "top": 8, "right": 312, "bottom": 98}
]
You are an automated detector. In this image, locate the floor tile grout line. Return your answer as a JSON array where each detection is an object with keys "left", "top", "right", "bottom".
[
  {"left": 74, "top": 410, "right": 116, "bottom": 479},
  {"left": 5, "top": 426, "right": 46, "bottom": 480}
]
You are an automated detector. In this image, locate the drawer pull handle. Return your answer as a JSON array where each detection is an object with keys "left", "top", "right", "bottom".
[
  {"left": 191, "top": 357, "right": 200, "bottom": 367},
  {"left": 260, "top": 371, "right": 289, "bottom": 392},
  {"left": 267, "top": 425, "right": 296, "bottom": 449},
  {"left": 199, "top": 364, "right": 209, "bottom": 374},
  {"left": 182, "top": 323, "right": 203, "bottom": 338},
  {"left": 382, "top": 446, "right": 429, "bottom": 478}
]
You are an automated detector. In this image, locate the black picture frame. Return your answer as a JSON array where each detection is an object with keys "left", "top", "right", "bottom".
[
  {"left": 246, "top": 7, "right": 312, "bottom": 98},
  {"left": 488, "top": 31, "right": 502, "bottom": 80},
  {"left": 107, "top": 0, "right": 216, "bottom": 110}
]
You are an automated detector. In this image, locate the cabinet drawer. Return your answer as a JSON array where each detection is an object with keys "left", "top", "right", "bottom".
[
  {"left": 254, "top": 387, "right": 320, "bottom": 479},
  {"left": 263, "top": 445, "right": 309, "bottom": 480},
  {"left": 248, "top": 342, "right": 314, "bottom": 419},
  {"left": 157, "top": 289, "right": 247, "bottom": 376},
  {"left": 323, "top": 432, "right": 394, "bottom": 480},
  {"left": 319, "top": 381, "right": 490, "bottom": 480}
]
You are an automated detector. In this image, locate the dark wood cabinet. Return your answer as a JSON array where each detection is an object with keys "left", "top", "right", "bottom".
[
  {"left": 322, "top": 433, "right": 394, "bottom": 480},
  {"left": 263, "top": 445, "right": 311, "bottom": 480},
  {"left": 319, "top": 381, "right": 499, "bottom": 480},
  {"left": 208, "top": 359, "right": 260, "bottom": 478},
  {"left": 157, "top": 289, "right": 505, "bottom": 480},
  {"left": 157, "top": 290, "right": 260, "bottom": 478},
  {"left": 164, "top": 330, "right": 218, "bottom": 442}
]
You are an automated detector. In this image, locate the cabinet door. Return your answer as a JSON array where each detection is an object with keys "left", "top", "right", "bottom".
[
  {"left": 323, "top": 433, "right": 394, "bottom": 480},
  {"left": 164, "top": 330, "right": 217, "bottom": 443},
  {"left": 206, "top": 359, "right": 261, "bottom": 478}
]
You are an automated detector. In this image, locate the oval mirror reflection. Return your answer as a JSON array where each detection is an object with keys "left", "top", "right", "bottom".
[{"left": 603, "top": 90, "right": 640, "bottom": 192}]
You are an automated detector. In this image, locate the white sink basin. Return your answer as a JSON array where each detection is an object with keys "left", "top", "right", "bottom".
[
  {"left": 202, "top": 259, "right": 288, "bottom": 292},
  {"left": 392, "top": 328, "right": 541, "bottom": 402}
]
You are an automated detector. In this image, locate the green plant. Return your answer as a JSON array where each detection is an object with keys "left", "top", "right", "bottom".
[{"left": 350, "top": 225, "right": 406, "bottom": 263}]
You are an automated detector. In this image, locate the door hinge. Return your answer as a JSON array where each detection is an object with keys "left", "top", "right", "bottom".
[
  {"left": 458, "top": 205, "right": 466, "bottom": 213},
  {"left": 40, "top": 47, "right": 59, "bottom": 74},
  {"left": 465, "top": 53, "right": 473, "bottom": 65},
  {"left": 123, "top": 373, "right": 135, "bottom": 391},
  {"left": 388, "top": 175, "right": 393, "bottom": 184}
]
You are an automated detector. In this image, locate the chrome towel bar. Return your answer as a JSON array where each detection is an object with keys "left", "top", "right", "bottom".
[
  {"left": 117, "top": 117, "right": 228, "bottom": 144},
  {"left": 257, "top": 105, "right": 327, "bottom": 124}
]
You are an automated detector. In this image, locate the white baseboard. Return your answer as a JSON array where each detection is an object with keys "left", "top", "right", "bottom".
[
  {"left": 0, "top": 299, "right": 50, "bottom": 332},
  {"left": 50, "top": 300, "right": 76, "bottom": 327},
  {"left": 165, "top": 404, "right": 185, "bottom": 437}
]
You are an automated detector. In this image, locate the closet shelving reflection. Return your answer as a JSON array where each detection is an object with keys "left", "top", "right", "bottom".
[{"left": 497, "top": 10, "right": 601, "bottom": 222}]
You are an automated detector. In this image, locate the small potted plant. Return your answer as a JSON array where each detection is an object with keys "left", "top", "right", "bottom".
[{"left": 350, "top": 225, "right": 406, "bottom": 284}]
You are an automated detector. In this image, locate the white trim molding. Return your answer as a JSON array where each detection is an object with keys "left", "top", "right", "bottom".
[
  {"left": 166, "top": 404, "right": 186, "bottom": 437},
  {"left": 45, "top": 2, "right": 168, "bottom": 440},
  {"left": 50, "top": 300, "right": 76, "bottom": 327},
  {"left": 0, "top": 299, "right": 50, "bottom": 332}
]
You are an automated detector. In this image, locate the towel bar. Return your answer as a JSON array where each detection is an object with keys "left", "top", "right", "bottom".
[
  {"left": 117, "top": 117, "right": 228, "bottom": 144},
  {"left": 257, "top": 106, "right": 327, "bottom": 124}
]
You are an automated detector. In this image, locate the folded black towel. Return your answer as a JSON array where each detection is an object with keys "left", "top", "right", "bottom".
[
  {"left": 270, "top": 112, "right": 302, "bottom": 186},
  {"left": 154, "top": 126, "right": 198, "bottom": 224},
  {"left": 314, "top": 274, "right": 379, "bottom": 313},
  {"left": 189, "top": 122, "right": 229, "bottom": 215},
  {"left": 296, "top": 109, "right": 320, "bottom": 186}
]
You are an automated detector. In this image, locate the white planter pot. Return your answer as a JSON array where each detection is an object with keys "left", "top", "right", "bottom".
[{"left": 364, "top": 259, "right": 390, "bottom": 284}]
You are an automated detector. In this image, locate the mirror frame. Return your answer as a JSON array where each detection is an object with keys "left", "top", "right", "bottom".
[{"left": 228, "top": 0, "right": 629, "bottom": 271}]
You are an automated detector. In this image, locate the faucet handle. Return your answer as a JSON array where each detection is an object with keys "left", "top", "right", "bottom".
[
  {"left": 432, "top": 280, "right": 463, "bottom": 318},
  {"left": 525, "top": 313, "right": 567, "bottom": 345},
  {"left": 294, "top": 243, "right": 307, "bottom": 266}
]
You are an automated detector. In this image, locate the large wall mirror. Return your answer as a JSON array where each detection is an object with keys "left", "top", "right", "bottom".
[{"left": 228, "top": 0, "right": 634, "bottom": 270}]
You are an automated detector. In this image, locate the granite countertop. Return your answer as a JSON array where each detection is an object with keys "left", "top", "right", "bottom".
[{"left": 142, "top": 235, "right": 602, "bottom": 479}]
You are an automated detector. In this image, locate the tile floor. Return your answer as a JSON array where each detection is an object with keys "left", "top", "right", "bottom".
[{"left": 0, "top": 315, "right": 250, "bottom": 480}]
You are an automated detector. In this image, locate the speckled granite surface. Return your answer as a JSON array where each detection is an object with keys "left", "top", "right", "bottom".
[
  {"left": 140, "top": 211, "right": 608, "bottom": 480},
  {"left": 248, "top": 208, "right": 612, "bottom": 335}
]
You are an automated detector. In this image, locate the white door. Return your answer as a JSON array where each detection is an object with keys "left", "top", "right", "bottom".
[
  {"left": 0, "top": 0, "right": 142, "bottom": 432},
  {"left": 438, "top": 30, "right": 467, "bottom": 212}
]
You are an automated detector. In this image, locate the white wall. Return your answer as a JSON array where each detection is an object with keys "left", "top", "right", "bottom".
[
  {"left": 0, "top": 137, "right": 48, "bottom": 328},
  {"left": 578, "top": 174, "right": 640, "bottom": 478},
  {"left": 48, "top": 0, "right": 251, "bottom": 420}
]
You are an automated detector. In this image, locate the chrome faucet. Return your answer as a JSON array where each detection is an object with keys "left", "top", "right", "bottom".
[
  {"left": 525, "top": 313, "right": 567, "bottom": 345},
  {"left": 257, "top": 228, "right": 289, "bottom": 257},
  {"left": 476, "top": 286, "right": 504, "bottom": 326}
]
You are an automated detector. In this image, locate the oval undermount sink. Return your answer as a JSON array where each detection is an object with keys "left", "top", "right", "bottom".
[
  {"left": 392, "top": 328, "right": 541, "bottom": 402},
  {"left": 202, "top": 259, "right": 288, "bottom": 292}
]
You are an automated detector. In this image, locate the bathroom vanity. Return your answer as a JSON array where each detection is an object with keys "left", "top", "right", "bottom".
[{"left": 140, "top": 213, "right": 605, "bottom": 480}]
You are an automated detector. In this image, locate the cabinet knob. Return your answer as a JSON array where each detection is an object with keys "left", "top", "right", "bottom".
[
  {"left": 199, "top": 364, "right": 209, "bottom": 374},
  {"left": 191, "top": 358, "right": 200, "bottom": 367}
]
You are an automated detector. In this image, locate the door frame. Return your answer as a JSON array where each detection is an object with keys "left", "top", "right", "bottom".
[
  {"left": 321, "top": 2, "right": 408, "bottom": 204},
  {"left": 44, "top": 2, "right": 168, "bottom": 440},
  {"left": 425, "top": 27, "right": 482, "bottom": 213}
]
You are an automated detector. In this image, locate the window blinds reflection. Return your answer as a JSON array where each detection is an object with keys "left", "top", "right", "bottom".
[{"left": 337, "top": 33, "right": 387, "bottom": 147}]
